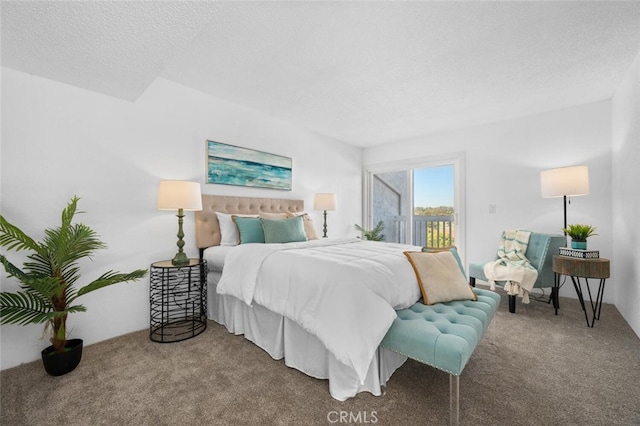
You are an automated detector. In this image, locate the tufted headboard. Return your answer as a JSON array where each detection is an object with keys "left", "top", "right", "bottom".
[{"left": 195, "top": 194, "right": 304, "bottom": 251}]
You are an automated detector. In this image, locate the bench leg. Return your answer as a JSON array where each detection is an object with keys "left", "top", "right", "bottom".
[
  {"left": 450, "top": 374, "right": 459, "bottom": 426},
  {"left": 508, "top": 294, "right": 516, "bottom": 313}
]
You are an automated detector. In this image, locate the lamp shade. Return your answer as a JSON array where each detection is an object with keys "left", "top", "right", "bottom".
[
  {"left": 314, "top": 193, "right": 336, "bottom": 211},
  {"left": 540, "top": 166, "right": 589, "bottom": 198},
  {"left": 157, "top": 180, "right": 202, "bottom": 211}
]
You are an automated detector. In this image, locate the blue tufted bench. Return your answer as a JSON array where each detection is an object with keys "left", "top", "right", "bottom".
[
  {"left": 381, "top": 287, "right": 500, "bottom": 426},
  {"left": 468, "top": 232, "right": 565, "bottom": 313}
]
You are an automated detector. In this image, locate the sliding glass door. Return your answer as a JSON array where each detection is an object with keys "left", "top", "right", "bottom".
[
  {"left": 371, "top": 170, "right": 409, "bottom": 244},
  {"left": 413, "top": 165, "right": 455, "bottom": 248},
  {"left": 364, "top": 153, "right": 464, "bottom": 252}
]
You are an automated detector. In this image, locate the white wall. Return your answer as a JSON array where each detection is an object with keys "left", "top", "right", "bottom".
[
  {"left": 0, "top": 67, "right": 362, "bottom": 370},
  {"left": 364, "top": 101, "right": 614, "bottom": 305},
  {"left": 612, "top": 51, "right": 640, "bottom": 338}
]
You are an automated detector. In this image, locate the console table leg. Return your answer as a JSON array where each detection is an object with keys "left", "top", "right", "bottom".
[
  {"left": 571, "top": 276, "right": 591, "bottom": 327},
  {"left": 595, "top": 279, "right": 606, "bottom": 321},
  {"left": 586, "top": 278, "right": 607, "bottom": 327}
]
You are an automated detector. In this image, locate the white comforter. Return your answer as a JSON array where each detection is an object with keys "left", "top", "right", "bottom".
[{"left": 216, "top": 238, "right": 421, "bottom": 383}]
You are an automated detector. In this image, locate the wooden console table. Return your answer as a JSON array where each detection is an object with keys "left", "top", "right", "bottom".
[{"left": 552, "top": 255, "right": 610, "bottom": 328}]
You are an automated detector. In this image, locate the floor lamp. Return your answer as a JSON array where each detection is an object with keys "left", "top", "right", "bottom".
[
  {"left": 314, "top": 193, "right": 336, "bottom": 238},
  {"left": 540, "top": 165, "right": 590, "bottom": 235}
]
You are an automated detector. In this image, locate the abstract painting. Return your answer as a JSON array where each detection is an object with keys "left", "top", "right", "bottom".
[{"left": 206, "top": 140, "right": 292, "bottom": 190}]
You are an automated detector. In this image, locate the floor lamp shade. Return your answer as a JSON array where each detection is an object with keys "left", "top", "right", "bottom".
[
  {"left": 540, "top": 166, "right": 589, "bottom": 235},
  {"left": 157, "top": 180, "right": 202, "bottom": 265},
  {"left": 540, "top": 166, "right": 590, "bottom": 198}
]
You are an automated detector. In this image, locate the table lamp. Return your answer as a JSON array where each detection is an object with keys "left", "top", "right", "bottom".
[
  {"left": 313, "top": 193, "right": 336, "bottom": 238},
  {"left": 157, "top": 180, "right": 202, "bottom": 265}
]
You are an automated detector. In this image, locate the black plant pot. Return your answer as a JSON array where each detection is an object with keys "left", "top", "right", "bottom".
[{"left": 41, "top": 338, "right": 83, "bottom": 376}]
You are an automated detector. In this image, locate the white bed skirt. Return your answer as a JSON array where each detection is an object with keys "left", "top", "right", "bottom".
[{"left": 207, "top": 273, "right": 407, "bottom": 401}]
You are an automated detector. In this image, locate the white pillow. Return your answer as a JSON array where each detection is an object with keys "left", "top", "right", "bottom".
[{"left": 215, "top": 212, "right": 257, "bottom": 246}]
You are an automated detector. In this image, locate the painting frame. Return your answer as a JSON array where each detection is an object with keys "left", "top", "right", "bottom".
[{"left": 206, "top": 140, "right": 292, "bottom": 191}]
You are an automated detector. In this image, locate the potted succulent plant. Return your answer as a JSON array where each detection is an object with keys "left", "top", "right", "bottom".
[
  {"left": 562, "top": 224, "right": 597, "bottom": 250},
  {"left": 0, "top": 196, "right": 147, "bottom": 376}
]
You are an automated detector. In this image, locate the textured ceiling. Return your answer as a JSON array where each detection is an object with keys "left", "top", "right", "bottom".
[{"left": 2, "top": 1, "right": 640, "bottom": 147}]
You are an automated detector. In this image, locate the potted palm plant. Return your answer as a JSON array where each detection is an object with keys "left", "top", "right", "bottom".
[
  {"left": 562, "top": 224, "right": 597, "bottom": 250},
  {"left": 355, "top": 220, "right": 385, "bottom": 241},
  {"left": 0, "top": 196, "right": 147, "bottom": 376}
]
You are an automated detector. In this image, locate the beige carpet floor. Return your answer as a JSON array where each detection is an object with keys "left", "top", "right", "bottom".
[{"left": 2, "top": 287, "right": 640, "bottom": 425}]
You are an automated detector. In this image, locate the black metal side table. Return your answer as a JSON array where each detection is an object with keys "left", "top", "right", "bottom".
[
  {"left": 552, "top": 255, "right": 610, "bottom": 328},
  {"left": 149, "top": 259, "right": 207, "bottom": 343}
]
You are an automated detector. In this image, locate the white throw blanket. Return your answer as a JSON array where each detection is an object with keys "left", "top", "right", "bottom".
[
  {"left": 216, "top": 238, "right": 422, "bottom": 384},
  {"left": 483, "top": 230, "right": 538, "bottom": 303}
]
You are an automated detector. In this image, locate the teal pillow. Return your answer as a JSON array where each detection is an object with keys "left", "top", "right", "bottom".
[
  {"left": 233, "top": 216, "right": 265, "bottom": 244},
  {"left": 422, "top": 246, "right": 466, "bottom": 278},
  {"left": 261, "top": 216, "right": 307, "bottom": 244}
]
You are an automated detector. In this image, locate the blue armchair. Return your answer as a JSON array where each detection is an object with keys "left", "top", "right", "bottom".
[{"left": 468, "top": 232, "right": 566, "bottom": 313}]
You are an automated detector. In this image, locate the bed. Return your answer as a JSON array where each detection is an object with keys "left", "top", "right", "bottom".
[{"left": 195, "top": 195, "right": 423, "bottom": 401}]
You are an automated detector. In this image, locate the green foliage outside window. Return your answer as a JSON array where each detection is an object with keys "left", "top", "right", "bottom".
[
  {"left": 416, "top": 206, "right": 455, "bottom": 248},
  {"left": 414, "top": 206, "right": 454, "bottom": 216}
]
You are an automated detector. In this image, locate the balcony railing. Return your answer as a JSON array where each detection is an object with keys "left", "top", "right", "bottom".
[{"left": 393, "top": 215, "right": 455, "bottom": 248}]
